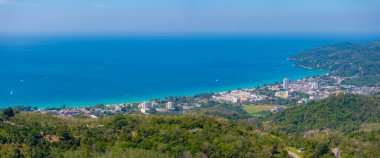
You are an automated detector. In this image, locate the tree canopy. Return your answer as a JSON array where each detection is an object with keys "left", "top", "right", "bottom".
[
  {"left": 290, "top": 41, "right": 380, "bottom": 81},
  {"left": 273, "top": 94, "right": 380, "bottom": 133}
]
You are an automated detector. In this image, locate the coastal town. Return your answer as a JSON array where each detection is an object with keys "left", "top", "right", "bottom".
[{"left": 13, "top": 73, "right": 379, "bottom": 118}]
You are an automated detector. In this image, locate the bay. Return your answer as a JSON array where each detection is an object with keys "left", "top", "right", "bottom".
[{"left": 0, "top": 35, "right": 376, "bottom": 108}]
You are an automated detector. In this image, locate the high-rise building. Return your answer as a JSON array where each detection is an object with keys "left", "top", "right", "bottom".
[
  {"left": 166, "top": 102, "right": 175, "bottom": 109},
  {"left": 140, "top": 101, "right": 152, "bottom": 109},
  {"left": 283, "top": 78, "right": 289, "bottom": 90},
  {"left": 311, "top": 82, "right": 319, "bottom": 90}
]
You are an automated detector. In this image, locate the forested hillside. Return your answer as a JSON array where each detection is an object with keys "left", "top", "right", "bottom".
[
  {"left": 1, "top": 94, "right": 380, "bottom": 158},
  {"left": 0, "top": 112, "right": 288, "bottom": 158},
  {"left": 341, "top": 74, "right": 380, "bottom": 87},
  {"left": 273, "top": 94, "right": 380, "bottom": 132},
  {"left": 271, "top": 94, "right": 380, "bottom": 157},
  {"left": 289, "top": 41, "right": 380, "bottom": 86}
]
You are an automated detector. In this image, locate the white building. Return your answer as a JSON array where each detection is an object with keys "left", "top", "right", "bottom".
[
  {"left": 231, "top": 97, "right": 240, "bottom": 103},
  {"left": 283, "top": 78, "right": 289, "bottom": 90},
  {"left": 166, "top": 102, "right": 175, "bottom": 109},
  {"left": 140, "top": 108, "right": 150, "bottom": 114},
  {"left": 311, "top": 82, "right": 319, "bottom": 90},
  {"left": 139, "top": 101, "right": 156, "bottom": 109}
]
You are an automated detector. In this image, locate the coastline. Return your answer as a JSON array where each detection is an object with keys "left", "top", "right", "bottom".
[
  {"left": 291, "top": 64, "right": 314, "bottom": 70},
  {"left": 3, "top": 36, "right": 378, "bottom": 110},
  {"left": 11, "top": 69, "right": 326, "bottom": 109}
]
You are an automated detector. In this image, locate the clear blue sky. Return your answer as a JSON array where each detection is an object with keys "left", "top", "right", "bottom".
[{"left": 1, "top": 0, "right": 380, "bottom": 35}]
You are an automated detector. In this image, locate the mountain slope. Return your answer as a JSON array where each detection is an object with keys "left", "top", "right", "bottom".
[
  {"left": 273, "top": 94, "right": 380, "bottom": 132},
  {"left": 0, "top": 113, "right": 288, "bottom": 158},
  {"left": 290, "top": 41, "right": 380, "bottom": 77}
]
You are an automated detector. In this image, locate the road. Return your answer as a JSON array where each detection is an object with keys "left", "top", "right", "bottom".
[
  {"left": 287, "top": 151, "right": 301, "bottom": 158},
  {"left": 332, "top": 147, "right": 341, "bottom": 158}
]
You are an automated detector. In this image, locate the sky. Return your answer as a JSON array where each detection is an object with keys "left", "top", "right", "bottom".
[{"left": 1, "top": 0, "right": 380, "bottom": 35}]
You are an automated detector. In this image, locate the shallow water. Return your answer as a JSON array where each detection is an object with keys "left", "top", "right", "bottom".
[{"left": 0, "top": 35, "right": 376, "bottom": 108}]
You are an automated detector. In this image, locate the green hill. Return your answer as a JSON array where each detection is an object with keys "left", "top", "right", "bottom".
[
  {"left": 273, "top": 94, "right": 380, "bottom": 133},
  {"left": 289, "top": 41, "right": 380, "bottom": 82},
  {"left": 1, "top": 94, "right": 380, "bottom": 157},
  {"left": 0, "top": 113, "right": 288, "bottom": 158}
]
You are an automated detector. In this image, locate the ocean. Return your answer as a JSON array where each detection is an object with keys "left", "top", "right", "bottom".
[{"left": 0, "top": 35, "right": 377, "bottom": 108}]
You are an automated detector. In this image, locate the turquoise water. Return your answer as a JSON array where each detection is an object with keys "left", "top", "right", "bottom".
[{"left": 0, "top": 35, "right": 376, "bottom": 108}]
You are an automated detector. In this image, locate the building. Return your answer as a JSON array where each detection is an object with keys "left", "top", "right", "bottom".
[
  {"left": 311, "top": 82, "right": 319, "bottom": 90},
  {"left": 166, "top": 102, "right": 175, "bottom": 109},
  {"left": 139, "top": 101, "right": 155, "bottom": 109},
  {"left": 283, "top": 78, "right": 289, "bottom": 90},
  {"left": 140, "top": 108, "right": 150, "bottom": 114},
  {"left": 155, "top": 108, "right": 168, "bottom": 112},
  {"left": 297, "top": 98, "right": 309, "bottom": 104},
  {"left": 270, "top": 85, "right": 280, "bottom": 91},
  {"left": 275, "top": 91, "right": 289, "bottom": 99},
  {"left": 182, "top": 106, "right": 195, "bottom": 110},
  {"left": 231, "top": 97, "right": 241, "bottom": 103}
]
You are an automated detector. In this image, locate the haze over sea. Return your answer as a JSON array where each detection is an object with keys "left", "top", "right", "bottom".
[{"left": 0, "top": 35, "right": 377, "bottom": 108}]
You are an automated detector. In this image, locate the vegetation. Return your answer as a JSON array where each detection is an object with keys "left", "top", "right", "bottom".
[
  {"left": 290, "top": 41, "right": 380, "bottom": 76},
  {"left": 3, "top": 107, "right": 15, "bottom": 118},
  {"left": 242, "top": 105, "right": 274, "bottom": 117},
  {"left": 271, "top": 94, "right": 380, "bottom": 158},
  {"left": 1, "top": 94, "right": 379, "bottom": 157},
  {"left": 2, "top": 40, "right": 380, "bottom": 157},
  {"left": 285, "top": 147, "right": 303, "bottom": 158},
  {"left": 0, "top": 112, "right": 288, "bottom": 158},
  {"left": 290, "top": 41, "right": 380, "bottom": 86},
  {"left": 342, "top": 74, "right": 380, "bottom": 87},
  {"left": 273, "top": 94, "right": 380, "bottom": 133},
  {"left": 192, "top": 103, "right": 251, "bottom": 120}
]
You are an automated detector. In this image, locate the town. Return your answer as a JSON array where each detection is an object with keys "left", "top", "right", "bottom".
[{"left": 13, "top": 73, "right": 380, "bottom": 118}]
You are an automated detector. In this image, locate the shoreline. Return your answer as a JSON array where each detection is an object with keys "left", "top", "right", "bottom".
[{"left": 3, "top": 69, "right": 327, "bottom": 109}]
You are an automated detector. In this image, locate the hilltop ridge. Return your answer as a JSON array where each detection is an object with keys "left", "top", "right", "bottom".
[{"left": 290, "top": 41, "right": 380, "bottom": 78}]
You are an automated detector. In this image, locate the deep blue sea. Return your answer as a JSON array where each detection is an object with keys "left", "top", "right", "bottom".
[{"left": 0, "top": 35, "right": 377, "bottom": 108}]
